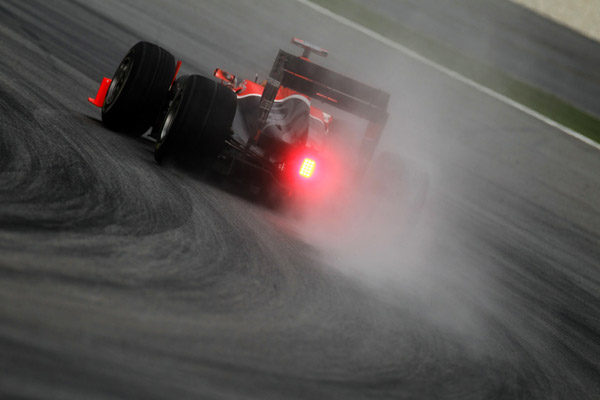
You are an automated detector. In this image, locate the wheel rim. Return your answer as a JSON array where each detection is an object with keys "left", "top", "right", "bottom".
[
  {"left": 104, "top": 55, "right": 133, "bottom": 110},
  {"left": 160, "top": 101, "right": 176, "bottom": 141},
  {"left": 162, "top": 91, "right": 183, "bottom": 139},
  {"left": 155, "top": 90, "right": 183, "bottom": 157}
]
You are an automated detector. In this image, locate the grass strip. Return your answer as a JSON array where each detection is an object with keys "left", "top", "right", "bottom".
[{"left": 310, "top": 0, "right": 600, "bottom": 144}]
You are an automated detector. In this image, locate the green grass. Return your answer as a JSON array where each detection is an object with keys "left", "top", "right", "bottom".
[{"left": 310, "top": 0, "right": 600, "bottom": 144}]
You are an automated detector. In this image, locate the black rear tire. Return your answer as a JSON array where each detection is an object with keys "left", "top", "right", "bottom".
[
  {"left": 102, "top": 41, "right": 176, "bottom": 135},
  {"left": 153, "top": 74, "right": 237, "bottom": 163}
]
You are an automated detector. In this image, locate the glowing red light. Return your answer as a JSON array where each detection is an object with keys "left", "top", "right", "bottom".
[{"left": 299, "top": 158, "right": 316, "bottom": 178}]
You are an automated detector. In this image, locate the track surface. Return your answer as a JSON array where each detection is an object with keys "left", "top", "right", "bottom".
[
  {"left": 355, "top": 0, "right": 600, "bottom": 118},
  {"left": 1, "top": 0, "right": 599, "bottom": 398}
]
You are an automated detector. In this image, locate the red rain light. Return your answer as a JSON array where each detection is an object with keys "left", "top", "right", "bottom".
[{"left": 299, "top": 158, "right": 316, "bottom": 178}]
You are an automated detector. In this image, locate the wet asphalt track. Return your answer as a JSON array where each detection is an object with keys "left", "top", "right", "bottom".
[
  {"left": 1, "top": 0, "right": 599, "bottom": 399},
  {"left": 355, "top": 0, "right": 600, "bottom": 118}
]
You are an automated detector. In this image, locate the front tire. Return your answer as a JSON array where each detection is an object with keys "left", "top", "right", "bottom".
[{"left": 102, "top": 41, "right": 176, "bottom": 135}]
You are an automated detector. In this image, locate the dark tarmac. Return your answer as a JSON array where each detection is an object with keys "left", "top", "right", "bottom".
[{"left": 1, "top": 0, "right": 599, "bottom": 398}]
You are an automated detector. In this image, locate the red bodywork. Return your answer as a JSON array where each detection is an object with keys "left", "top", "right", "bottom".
[{"left": 88, "top": 77, "right": 112, "bottom": 107}]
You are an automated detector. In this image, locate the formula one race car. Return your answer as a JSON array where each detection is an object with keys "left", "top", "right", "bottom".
[{"left": 89, "top": 38, "right": 389, "bottom": 205}]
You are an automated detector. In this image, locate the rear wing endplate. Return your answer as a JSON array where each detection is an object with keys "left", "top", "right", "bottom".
[
  {"left": 256, "top": 50, "right": 390, "bottom": 167},
  {"left": 274, "top": 50, "right": 389, "bottom": 122}
]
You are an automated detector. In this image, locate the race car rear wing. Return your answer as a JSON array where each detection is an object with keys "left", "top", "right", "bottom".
[
  {"left": 275, "top": 50, "right": 389, "bottom": 122},
  {"left": 256, "top": 50, "right": 390, "bottom": 167}
]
